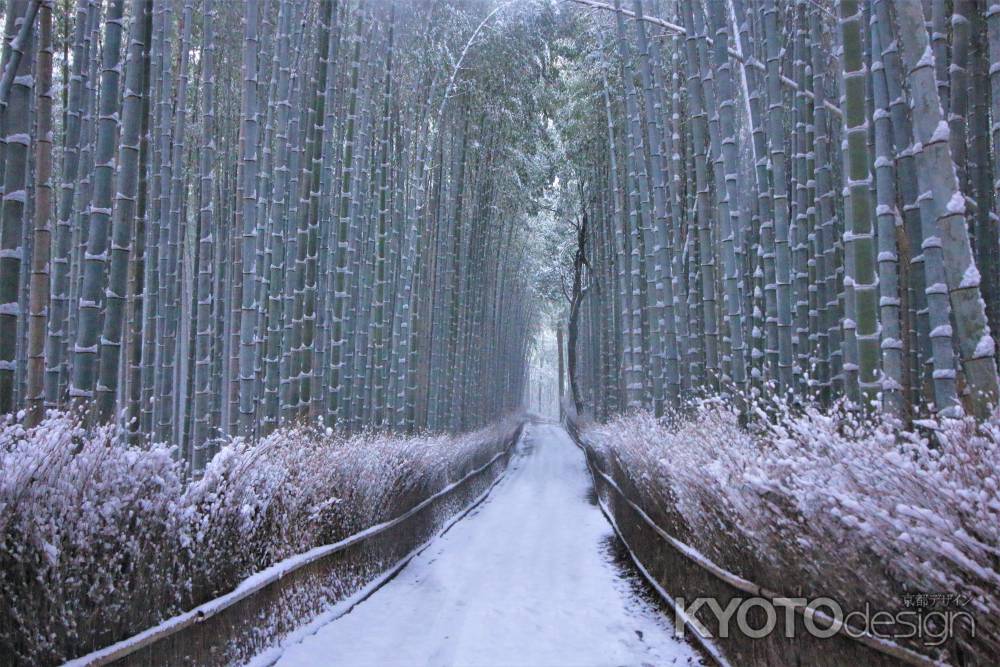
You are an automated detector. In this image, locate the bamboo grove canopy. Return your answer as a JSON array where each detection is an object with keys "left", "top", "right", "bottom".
[
  {"left": 1, "top": 0, "right": 1000, "bottom": 478},
  {"left": 0, "top": 0, "right": 551, "bottom": 474},
  {"left": 558, "top": 0, "right": 1000, "bottom": 423}
]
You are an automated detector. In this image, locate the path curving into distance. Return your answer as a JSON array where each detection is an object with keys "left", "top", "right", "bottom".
[{"left": 264, "top": 422, "right": 702, "bottom": 667}]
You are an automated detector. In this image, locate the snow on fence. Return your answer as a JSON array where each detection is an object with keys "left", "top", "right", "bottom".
[
  {"left": 564, "top": 402, "right": 1000, "bottom": 667},
  {"left": 0, "top": 413, "right": 525, "bottom": 666}
]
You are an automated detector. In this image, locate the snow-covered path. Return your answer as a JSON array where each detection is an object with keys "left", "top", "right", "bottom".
[{"left": 269, "top": 422, "right": 701, "bottom": 667}]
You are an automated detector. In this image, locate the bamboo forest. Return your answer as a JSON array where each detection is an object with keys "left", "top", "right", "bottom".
[{"left": 3, "top": 0, "right": 1000, "bottom": 665}]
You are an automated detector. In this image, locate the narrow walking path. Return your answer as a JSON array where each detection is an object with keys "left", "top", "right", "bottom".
[{"left": 269, "top": 422, "right": 701, "bottom": 667}]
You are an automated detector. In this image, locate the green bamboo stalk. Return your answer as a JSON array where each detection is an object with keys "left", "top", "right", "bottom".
[{"left": 896, "top": 1, "right": 997, "bottom": 417}]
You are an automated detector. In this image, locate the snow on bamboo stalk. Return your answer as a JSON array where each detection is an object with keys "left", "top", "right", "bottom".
[
  {"left": 70, "top": 0, "right": 125, "bottom": 409},
  {"left": 156, "top": 0, "right": 188, "bottom": 441},
  {"left": 810, "top": 7, "right": 842, "bottom": 401},
  {"left": 279, "top": 63, "right": 304, "bottom": 421},
  {"left": 192, "top": 0, "right": 217, "bottom": 465},
  {"left": 761, "top": 0, "right": 793, "bottom": 394},
  {"left": 990, "top": 4, "right": 1000, "bottom": 192},
  {"left": 949, "top": 0, "right": 972, "bottom": 200},
  {"left": 631, "top": 0, "right": 680, "bottom": 408},
  {"left": 138, "top": 0, "right": 163, "bottom": 435},
  {"left": 873, "top": 0, "right": 930, "bottom": 408},
  {"left": 261, "top": 0, "right": 293, "bottom": 434},
  {"left": 693, "top": 3, "right": 728, "bottom": 385},
  {"left": 251, "top": 8, "right": 280, "bottom": 430},
  {"left": 45, "top": 0, "right": 90, "bottom": 408},
  {"left": 607, "top": 2, "right": 652, "bottom": 407},
  {"left": 151, "top": 0, "right": 176, "bottom": 438},
  {"left": 69, "top": 6, "right": 103, "bottom": 376},
  {"left": 838, "top": 0, "right": 880, "bottom": 405},
  {"left": 331, "top": 12, "right": 363, "bottom": 426},
  {"left": 599, "top": 56, "right": 640, "bottom": 410},
  {"left": 236, "top": 0, "right": 261, "bottom": 437},
  {"left": 895, "top": 1, "right": 1000, "bottom": 418},
  {"left": 0, "top": 0, "right": 40, "bottom": 112},
  {"left": 345, "top": 61, "right": 377, "bottom": 428},
  {"left": 165, "top": 0, "right": 194, "bottom": 446},
  {"left": 870, "top": 23, "right": 904, "bottom": 417},
  {"left": 122, "top": 0, "right": 151, "bottom": 433},
  {"left": 0, "top": 0, "right": 34, "bottom": 414},
  {"left": 665, "top": 52, "right": 691, "bottom": 395},
  {"left": 930, "top": 0, "right": 950, "bottom": 117},
  {"left": 25, "top": 0, "right": 52, "bottom": 426},
  {"left": 985, "top": 4, "right": 1000, "bottom": 342},
  {"left": 304, "top": 0, "right": 339, "bottom": 419},
  {"left": 285, "top": 29, "right": 310, "bottom": 417},
  {"left": 790, "top": 2, "right": 811, "bottom": 388},
  {"left": 680, "top": 0, "right": 718, "bottom": 391},
  {"left": 95, "top": 0, "right": 149, "bottom": 423},
  {"left": 969, "top": 3, "right": 999, "bottom": 348},
  {"left": 732, "top": 0, "right": 774, "bottom": 390},
  {"left": 706, "top": 0, "right": 747, "bottom": 394},
  {"left": 371, "top": 10, "right": 394, "bottom": 426},
  {"left": 742, "top": 7, "right": 776, "bottom": 388}
]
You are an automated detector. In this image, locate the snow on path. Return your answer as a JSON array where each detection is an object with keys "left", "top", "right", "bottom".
[{"left": 269, "top": 422, "right": 701, "bottom": 667}]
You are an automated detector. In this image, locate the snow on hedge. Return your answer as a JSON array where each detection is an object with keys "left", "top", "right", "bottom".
[
  {"left": 0, "top": 412, "right": 519, "bottom": 665},
  {"left": 583, "top": 400, "right": 1000, "bottom": 664}
]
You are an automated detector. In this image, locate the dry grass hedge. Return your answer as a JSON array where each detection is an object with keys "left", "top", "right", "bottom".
[
  {"left": 582, "top": 399, "right": 1000, "bottom": 665},
  {"left": 0, "top": 412, "right": 521, "bottom": 665}
]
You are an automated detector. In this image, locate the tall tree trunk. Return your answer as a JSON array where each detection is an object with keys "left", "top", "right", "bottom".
[
  {"left": 95, "top": 0, "right": 150, "bottom": 422},
  {"left": 25, "top": 0, "right": 52, "bottom": 426},
  {"left": 896, "top": 1, "right": 1000, "bottom": 417},
  {"left": 0, "top": 0, "right": 34, "bottom": 414}
]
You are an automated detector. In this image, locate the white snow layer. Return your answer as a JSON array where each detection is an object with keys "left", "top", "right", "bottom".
[
  {"left": 960, "top": 263, "right": 981, "bottom": 289},
  {"left": 929, "top": 120, "right": 951, "bottom": 144},
  {"left": 974, "top": 335, "right": 996, "bottom": 359},
  {"left": 266, "top": 424, "right": 699, "bottom": 667},
  {"left": 946, "top": 191, "right": 966, "bottom": 214}
]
